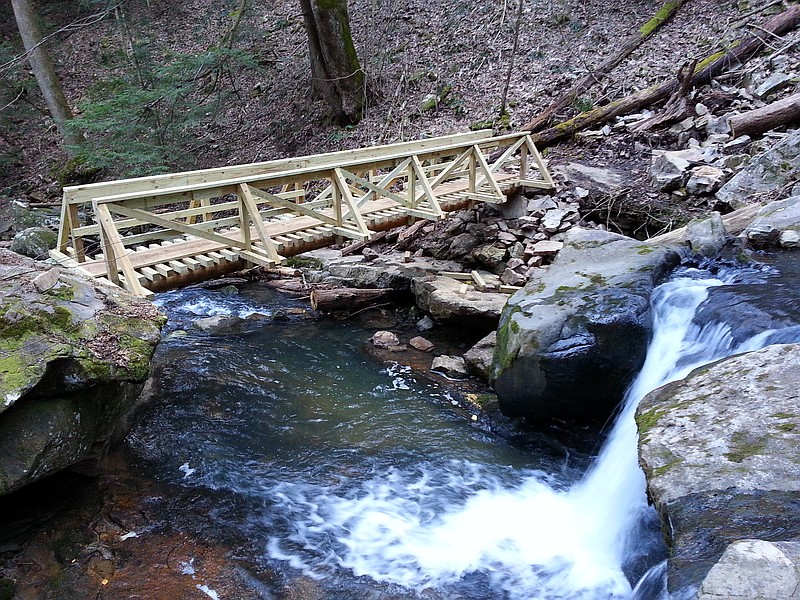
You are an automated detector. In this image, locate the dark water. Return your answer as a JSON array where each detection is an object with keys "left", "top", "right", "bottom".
[{"left": 125, "top": 286, "right": 605, "bottom": 599}]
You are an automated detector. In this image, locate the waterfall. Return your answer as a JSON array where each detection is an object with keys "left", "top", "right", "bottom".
[{"left": 265, "top": 268, "right": 785, "bottom": 599}]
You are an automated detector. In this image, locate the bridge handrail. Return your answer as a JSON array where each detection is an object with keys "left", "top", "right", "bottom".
[{"left": 62, "top": 129, "right": 497, "bottom": 205}]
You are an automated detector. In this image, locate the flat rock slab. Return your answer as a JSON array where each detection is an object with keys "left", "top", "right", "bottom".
[{"left": 411, "top": 276, "right": 507, "bottom": 324}]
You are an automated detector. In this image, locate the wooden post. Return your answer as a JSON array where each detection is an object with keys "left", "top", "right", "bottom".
[
  {"left": 468, "top": 149, "right": 477, "bottom": 193},
  {"left": 519, "top": 143, "right": 529, "bottom": 180}
]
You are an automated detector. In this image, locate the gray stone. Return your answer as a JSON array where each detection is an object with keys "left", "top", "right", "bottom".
[
  {"left": 742, "top": 196, "right": 800, "bottom": 248},
  {"left": 650, "top": 153, "right": 690, "bottom": 191},
  {"left": 724, "top": 135, "right": 751, "bottom": 152},
  {"left": 706, "top": 115, "right": 732, "bottom": 136},
  {"left": 755, "top": 72, "right": 793, "bottom": 98},
  {"left": 370, "top": 330, "right": 400, "bottom": 348},
  {"left": 527, "top": 198, "right": 558, "bottom": 215},
  {"left": 541, "top": 208, "right": 571, "bottom": 233},
  {"left": 686, "top": 165, "right": 725, "bottom": 195},
  {"left": 193, "top": 315, "right": 239, "bottom": 332},
  {"left": 431, "top": 355, "right": 468, "bottom": 379},
  {"left": 553, "top": 162, "right": 629, "bottom": 195},
  {"left": 780, "top": 229, "right": 800, "bottom": 248},
  {"left": 530, "top": 240, "right": 563, "bottom": 256},
  {"left": 492, "top": 228, "right": 680, "bottom": 421},
  {"left": 500, "top": 268, "right": 526, "bottom": 286},
  {"left": 469, "top": 244, "right": 507, "bottom": 272},
  {"left": 416, "top": 315, "right": 434, "bottom": 331},
  {"left": 411, "top": 276, "right": 507, "bottom": 325},
  {"left": 463, "top": 331, "right": 496, "bottom": 381},
  {"left": 698, "top": 540, "right": 800, "bottom": 600},
  {"left": 716, "top": 129, "right": 800, "bottom": 208},
  {"left": 10, "top": 227, "right": 57, "bottom": 260},
  {"left": 0, "top": 250, "right": 164, "bottom": 496},
  {"left": 32, "top": 267, "right": 61, "bottom": 292},
  {"left": 687, "top": 212, "right": 728, "bottom": 257}
]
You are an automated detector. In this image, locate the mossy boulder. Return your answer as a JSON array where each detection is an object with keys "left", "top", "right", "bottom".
[
  {"left": 636, "top": 343, "right": 800, "bottom": 594},
  {"left": 491, "top": 227, "right": 680, "bottom": 421},
  {"left": 0, "top": 250, "right": 165, "bottom": 495},
  {"left": 9, "top": 226, "right": 57, "bottom": 260}
]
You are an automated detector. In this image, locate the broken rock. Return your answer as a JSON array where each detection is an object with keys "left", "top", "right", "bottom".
[{"left": 686, "top": 165, "right": 726, "bottom": 195}]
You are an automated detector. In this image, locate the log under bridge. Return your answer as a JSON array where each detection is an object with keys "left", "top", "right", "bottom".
[{"left": 51, "top": 130, "right": 554, "bottom": 298}]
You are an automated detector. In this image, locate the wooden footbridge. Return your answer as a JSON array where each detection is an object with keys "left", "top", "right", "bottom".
[{"left": 51, "top": 129, "right": 554, "bottom": 298}]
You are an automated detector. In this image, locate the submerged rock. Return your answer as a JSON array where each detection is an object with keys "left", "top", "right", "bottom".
[
  {"left": 0, "top": 250, "right": 164, "bottom": 495},
  {"left": 491, "top": 228, "right": 680, "bottom": 421},
  {"left": 637, "top": 343, "right": 800, "bottom": 593}
]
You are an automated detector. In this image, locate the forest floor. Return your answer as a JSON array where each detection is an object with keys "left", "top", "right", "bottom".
[{"left": 1, "top": 0, "right": 792, "bottom": 231}]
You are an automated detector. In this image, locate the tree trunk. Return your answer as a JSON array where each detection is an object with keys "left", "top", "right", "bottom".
[
  {"left": 299, "top": 0, "right": 365, "bottom": 125},
  {"left": 522, "top": 0, "right": 692, "bottom": 133},
  {"left": 11, "top": 0, "right": 85, "bottom": 153},
  {"left": 530, "top": 6, "right": 800, "bottom": 148},
  {"left": 730, "top": 93, "right": 800, "bottom": 138},
  {"left": 310, "top": 287, "right": 395, "bottom": 311}
]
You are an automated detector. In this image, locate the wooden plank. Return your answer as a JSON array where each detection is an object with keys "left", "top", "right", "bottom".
[
  {"left": 333, "top": 168, "right": 371, "bottom": 237},
  {"left": 247, "top": 186, "right": 339, "bottom": 228},
  {"left": 107, "top": 203, "right": 248, "bottom": 251},
  {"left": 471, "top": 270, "right": 488, "bottom": 291},
  {"left": 140, "top": 266, "right": 163, "bottom": 281},
  {"left": 239, "top": 184, "right": 282, "bottom": 262},
  {"left": 410, "top": 155, "right": 443, "bottom": 218},
  {"left": 472, "top": 145, "right": 506, "bottom": 202},
  {"left": 94, "top": 203, "right": 148, "bottom": 297},
  {"left": 441, "top": 271, "right": 473, "bottom": 281}
]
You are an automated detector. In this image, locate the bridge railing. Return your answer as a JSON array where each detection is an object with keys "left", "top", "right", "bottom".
[{"left": 52, "top": 130, "right": 553, "bottom": 297}]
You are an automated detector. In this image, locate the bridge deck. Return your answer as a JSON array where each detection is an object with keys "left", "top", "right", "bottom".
[{"left": 52, "top": 130, "right": 553, "bottom": 297}]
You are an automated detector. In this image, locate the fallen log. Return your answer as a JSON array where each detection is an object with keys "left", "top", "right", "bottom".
[
  {"left": 730, "top": 93, "right": 800, "bottom": 138},
  {"left": 522, "top": 0, "right": 692, "bottom": 133},
  {"left": 310, "top": 287, "right": 396, "bottom": 312},
  {"left": 646, "top": 203, "right": 762, "bottom": 246},
  {"left": 341, "top": 230, "right": 388, "bottom": 256},
  {"left": 530, "top": 6, "right": 800, "bottom": 148}
]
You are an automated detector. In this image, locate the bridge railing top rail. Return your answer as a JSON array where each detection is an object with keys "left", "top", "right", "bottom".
[{"left": 62, "top": 129, "right": 498, "bottom": 205}]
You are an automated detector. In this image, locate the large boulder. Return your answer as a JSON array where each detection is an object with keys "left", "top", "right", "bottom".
[
  {"left": 10, "top": 226, "right": 57, "bottom": 260},
  {"left": 491, "top": 228, "right": 680, "bottom": 421},
  {"left": 0, "top": 250, "right": 165, "bottom": 495},
  {"left": 637, "top": 343, "right": 800, "bottom": 594},
  {"left": 716, "top": 129, "right": 800, "bottom": 209}
]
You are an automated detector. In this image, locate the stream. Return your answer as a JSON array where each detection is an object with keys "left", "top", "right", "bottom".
[{"left": 2, "top": 255, "right": 799, "bottom": 599}]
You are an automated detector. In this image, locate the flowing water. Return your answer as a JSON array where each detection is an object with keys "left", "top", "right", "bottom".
[{"left": 123, "top": 259, "right": 799, "bottom": 599}]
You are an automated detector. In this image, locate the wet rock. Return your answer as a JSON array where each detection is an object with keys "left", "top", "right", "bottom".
[
  {"left": 686, "top": 165, "right": 725, "bottom": 195},
  {"left": 741, "top": 196, "right": 800, "bottom": 248},
  {"left": 0, "top": 250, "right": 164, "bottom": 496},
  {"left": 492, "top": 228, "right": 680, "bottom": 421},
  {"left": 716, "top": 129, "right": 800, "bottom": 209},
  {"left": 637, "top": 343, "right": 800, "bottom": 592},
  {"left": 409, "top": 336, "right": 434, "bottom": 352},
  {"left": 411, "top": 276, "right": 506, "bottom": 326},
  {"left": 370, "top": 330, "right": 400, "bottom": 348},
  {"left": 416, "top": 315, "right": 434, "bottom": 331},
  {"left": 10, "top": 227, "right": 57, "bottom": 260},
  {"left": 431, "top": 355, "right": 468, "bottom": 379},
  {"left": 193, "top": 315, "right": 239, "bottom": 332},
  {"left": 780, "top": 229, "right": 800, "bottom": 248},
  {"left": 463, "top": 331, "right": 496, "bottom": 381},
  {"left": 698, "top": 540, "right": 800, "bottom": 600},
  {"left": 687, "top": 212, "right": 728, "bottom": 257}
]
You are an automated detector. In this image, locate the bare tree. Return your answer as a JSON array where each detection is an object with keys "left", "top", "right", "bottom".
[
  {"left": 299, "top": 0, "right": 365, "bottom": 125},
  {"left": 11, "top": 0, "right": 85, "bottom": 153}
]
